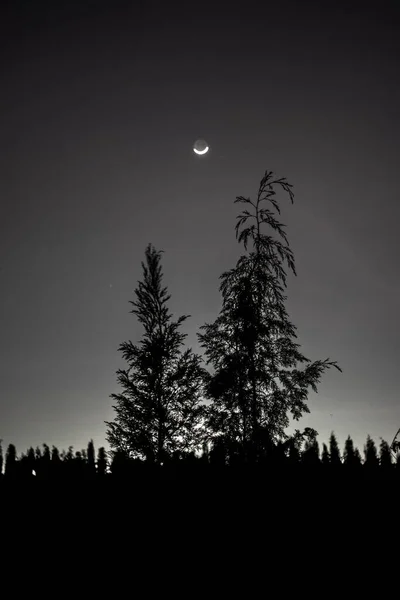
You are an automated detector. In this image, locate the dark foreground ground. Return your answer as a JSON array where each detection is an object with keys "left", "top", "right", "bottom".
[
  {"left": 1, "top": 466, "right": 398, "bottom": 526},
  {"left": 1, "top": 468, "right": 397, "bottom": 587}
]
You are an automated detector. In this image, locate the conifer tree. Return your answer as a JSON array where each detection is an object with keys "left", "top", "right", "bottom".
[
  {"left": 106, "top": 244, "right": 207, "bottom": 463},
  {"left": 87, "top": 440, "right": 96, "bottom": 476},
  {"left": 321, "top": 443, "right": 330, "bottom": 467},
  {"left": 199, "top": 170, "right": 341, "bottom": 459},
  {"left": 329, "top": 432, "right": 341, "bottom": 468},
  {"left": 42, "top": 444, "right": 51, "bottom": 464},
  {"left": 379, "top": 438, "right": 392, "bottom": 471},
  {"left": 27, "top": 447, "right": 36, "bottom": 475},
  {"left": 41, "top": 443, "right": 51, "bottom": 479},
  {"left": 354, "top": 447, "right": 362, "bottom": 468},
  {"left": 343, "top": 435, "right": 356, "bottom": 469},
  {"left": 51, "top": 446, "right": 60, "bottom": 462},
  {"left": 364, "top": 435, "right": 379, "bottom": 471}
]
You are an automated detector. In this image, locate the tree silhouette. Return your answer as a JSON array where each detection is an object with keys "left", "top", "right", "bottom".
[
  {"left": 19, "top": 451, "right": 28, "bottom": 477},
  {"left": 329, "top": 432, "right": 341, "bottom": 468},
  {"left": 302, "top": 438, "right": 320, "bottom": 469},
  {"left": 74, "top": 451, "right": 86, "bottom": 478},
  {"left": 27, "top": 446, "right": 36, "bottom": 475},
  {"left": 35, "top": 444, "right": 51, "bottom": 479},
  {"left": 51, "top": 446, "right": 62, "bottom": 478},
  {"left": 110, "top": 449, "right": 130, "bottom": 477},
  {"left": 321, "top": 443, "right": 330, "bottom": 467},
  {"left": 106, "top": 244, "right": 207, "bottom": 463},
  {"left": 364, "top": 435, "right": 379, "bottom": 471},
  {"left": 343, "top": 435, "right": 357, "bottom": 469},
  {"left": 5, "top": 444, "right": 17, "bottom": 478},
  {"left": 0, "top": 440, "right": 3, "bottom": 476},
  {"left": 63, "top": 446, "right": 75, "bottom": 478},
  {"left": 97, "top": 446, "right": 107, "bottom": 476},
  {"left": 198, "top": 170, "right": 341, "bottom": 460},
  {"left": 40, "top": 443, "right": 51, "bottom": 479},
  {"left": 87, "top": 440, "right": 96, "bottom": 476},
  {"left": 43, "top": 443, "right": 50, "bottom": 460},
  {"left": 379, "top": 438, "right": 392, "bottom": 472},
  {"left": 354, "top": 447, "right": 362, "bottom": 468},
  {"left": 35, "top": 446, "right": 42, "bottom": 462}
]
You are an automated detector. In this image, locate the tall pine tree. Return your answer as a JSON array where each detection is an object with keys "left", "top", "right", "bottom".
[
  {"left": 364, "top": 435, "right": 379, "bottom": 471},
  {"left": 379, "top": 438, "right": 392, "bottom": 472},
  {"left": 87, "top": 440, "right": 96, "bottom": 476},
  {"left": 329, "top": 432, "right": 341, "bottom": 468},
  {"left": 106, "top": 244, "right": 207, "bottom": 463},
  {"left": 343, "top": 435, "right": 356, "bottom": 469},
  {"left": 321, "top": 443, "right": 330, "bottom": 468},
  {"left": 198, "top": 170, "right": 341, "bottom": 459},
  {"left": 354, "top": 447, "right": 362, "bottom": 468}
]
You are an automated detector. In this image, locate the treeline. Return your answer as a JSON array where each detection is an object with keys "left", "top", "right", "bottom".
[
  {"left": 0, "top": 440, "right": 107, "bottom": 481},
  {"left": 0, "top": 433, "right": 398, "bottom": 484}
]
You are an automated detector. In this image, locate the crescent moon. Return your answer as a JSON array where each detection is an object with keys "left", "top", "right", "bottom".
[{"left": 193, "top": 146, "right": 209, "bottom": 155}]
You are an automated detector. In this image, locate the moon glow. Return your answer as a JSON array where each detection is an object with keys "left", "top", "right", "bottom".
[{"left": 193, "top": 139, "right": 209, "bottom": 155}]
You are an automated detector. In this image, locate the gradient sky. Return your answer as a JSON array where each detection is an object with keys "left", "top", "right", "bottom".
[{"left": 1, "top": 0, "right": 399, "bottom": 456}]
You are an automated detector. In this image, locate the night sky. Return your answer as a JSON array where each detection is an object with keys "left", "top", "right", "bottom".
[{"left": 1, "top": 0, "right": 399, "bottom": 456}]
